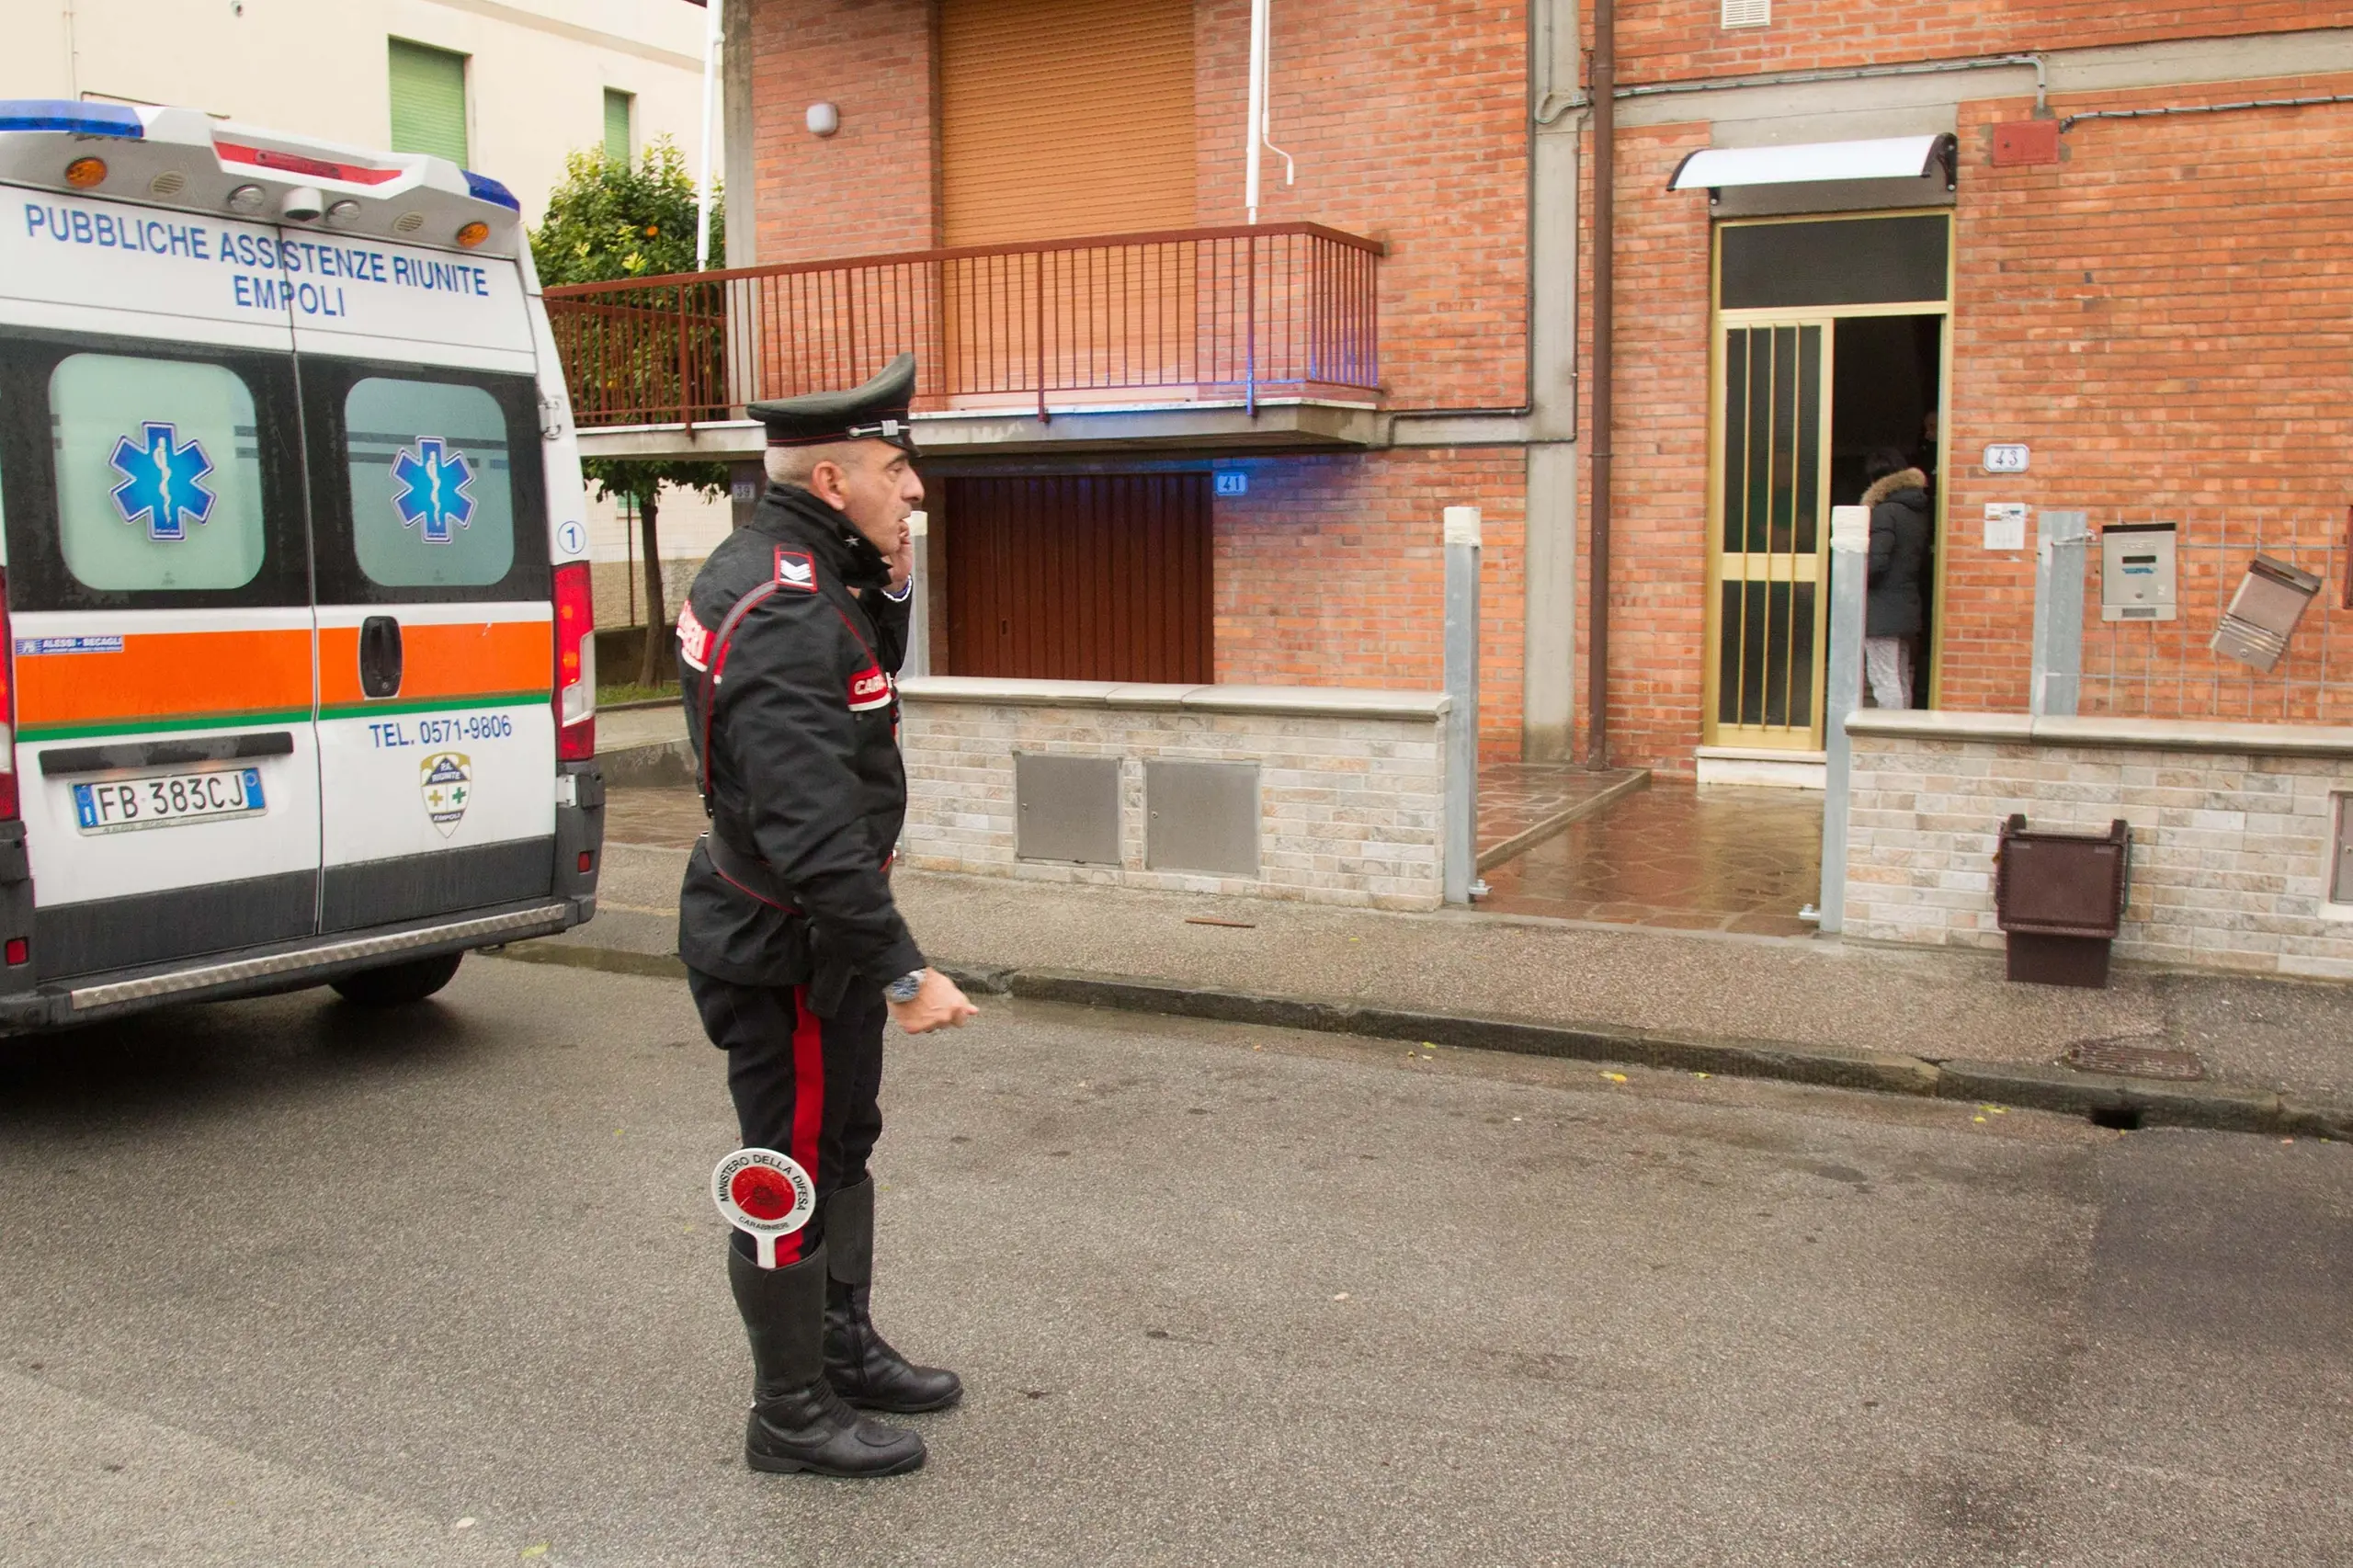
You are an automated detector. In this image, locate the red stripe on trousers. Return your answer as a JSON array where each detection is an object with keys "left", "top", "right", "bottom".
[{"left": 777, "top": 985, "right": 827, "bottom": 1265}]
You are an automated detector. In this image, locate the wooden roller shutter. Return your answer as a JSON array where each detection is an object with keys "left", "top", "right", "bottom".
[
  {"left": 944, "top": 474, "right": 1211, "bottom": 683},
  {"left": 938, "top": 0, "right": 1198, "bottom": 248}
]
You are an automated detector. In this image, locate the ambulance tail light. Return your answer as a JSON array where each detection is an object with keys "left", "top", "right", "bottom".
[
  {"left": 554, "top": 562, "right": 596, "bottom": 762},
  {"left": 0, "top": 569, "right": 17, "bottom": 821}
]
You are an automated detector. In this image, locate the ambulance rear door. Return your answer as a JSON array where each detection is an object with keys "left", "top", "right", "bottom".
[
  {"left": 292, "top": 237, "right": 557, "bottom": 934},
  {"left": 0, "top": 190, "right": 323, "bottom": 980}
]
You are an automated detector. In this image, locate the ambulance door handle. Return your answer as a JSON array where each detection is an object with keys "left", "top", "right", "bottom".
[{"left": 359, "top": 616, "right": 404, "bottom": 699}]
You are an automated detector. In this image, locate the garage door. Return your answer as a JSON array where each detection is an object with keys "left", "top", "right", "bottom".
[{"left": 943, "top": 473, "right": 1211, "bottom": 684}]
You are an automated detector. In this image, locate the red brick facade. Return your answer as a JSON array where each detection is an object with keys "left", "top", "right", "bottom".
[
  {"left": 746, "top": 0, "right": 938, "bottom": 261},
  {"left": 1582, "top": 24, "right": 2353, "bottom": 768},
  {"left": 740, "top": 0, "right": 1536, "bottom": 752},
  {"left": 1610, "top": 2, "right": 2353, "bottom": 84},
  {"left": 1941, "top": 76, "right": 2353, "bottom": 721},
  {"left": 746, "top": 0, "right": 1529, "bottom": 406},
  {"left": 1211, "top": 449, "right": 1528, "bottom": 751},
  {"left": 1575, "top": 122, "right": 1713, "bottom": 773},
  {"left": 1195, "top": 0, "right": 1529, "bottom": 408},
  {"left": 739, "top": 1, "right": 2353, "bottom": 775}
]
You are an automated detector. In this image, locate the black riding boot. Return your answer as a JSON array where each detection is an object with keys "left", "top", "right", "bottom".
[
  {"left": 822, "top": 1176, "right": 964, "bottom": 1413},
  {"left": 728, "top": 1241, "right": 926, "bottom": 1476}
]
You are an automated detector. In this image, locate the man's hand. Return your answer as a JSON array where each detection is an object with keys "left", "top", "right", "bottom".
[
  {"left": 887, "top": 969, "right": 976, "bottom": 1034},
  {"left": 885, "top": 520, "right": 915, "bottom": 595}
]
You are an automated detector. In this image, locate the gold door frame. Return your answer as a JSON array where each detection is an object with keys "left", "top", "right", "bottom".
[
  {"left": 1706, "top": 318, "right": 1835, "bottom": 748},
  {"left": 1703, "top": 210, "right": 1956, "bottom": 750}
]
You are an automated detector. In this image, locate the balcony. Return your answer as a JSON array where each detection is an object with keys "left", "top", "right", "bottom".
[{"left": 543, "top": 222, "right": 1386, "bottom": 460}]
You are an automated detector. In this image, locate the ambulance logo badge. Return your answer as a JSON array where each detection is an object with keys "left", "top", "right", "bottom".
[
  {"left": 392, "top": 437, "right": 477, "bottom": 544},
  {"left": 108, "top": 421, "right": 217, "bottom": 541},
  {"left": 419, "top": 751, "right": 472, "bottom": 837}
]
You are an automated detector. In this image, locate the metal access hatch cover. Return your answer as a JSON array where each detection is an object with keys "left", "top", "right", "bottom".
[{"left": 2063, "top": 1039, "right": 2207, "bottom": 1081}]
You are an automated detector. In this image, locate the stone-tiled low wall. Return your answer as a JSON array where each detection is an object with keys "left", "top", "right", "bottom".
[
  {"left": 1844, "top": 711, "right": 2353, "bottom": 979},
  {"left": 897, "top": 677, "right": 1449, "bottom": 910}
]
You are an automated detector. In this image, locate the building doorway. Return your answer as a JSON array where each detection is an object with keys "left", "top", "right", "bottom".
[
  {"left": 1705, "top": 213, "right": 1951, "bottom": 751},
  {"left": 942, "top": 472, "right": 1212, "bottom": 683},
  {"left": 1829, "top": 312, "right": 1944, "bottom": 710}
]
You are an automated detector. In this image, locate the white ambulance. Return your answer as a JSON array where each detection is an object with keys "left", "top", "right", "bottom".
[{"left": 0, "top": 100, "right": 602, "bottom": 1030}]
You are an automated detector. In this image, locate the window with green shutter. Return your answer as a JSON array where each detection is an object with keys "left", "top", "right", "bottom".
[
  {"left": 388, "top": 39, "right": 469, "bottom": 166},
  {"left": 603, "top": 89, "right": 633, "bottom": 165}
]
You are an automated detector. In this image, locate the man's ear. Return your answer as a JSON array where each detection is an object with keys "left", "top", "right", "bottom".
[{"left": 808, "top": 459, "right": 848, "bottom": 508}]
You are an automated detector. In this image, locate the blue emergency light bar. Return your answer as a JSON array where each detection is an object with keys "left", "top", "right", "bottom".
[
  {"left": 3, "top": 98, "right": 521, "bottom": 236},
  {"left": 0, "top": 100, "right": 145, "bottom": 139},
  {"left": 463, "top": 170, "right": 520, "bottom": 212}
]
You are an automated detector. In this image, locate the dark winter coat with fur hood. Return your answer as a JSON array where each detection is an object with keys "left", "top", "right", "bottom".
[{"left": 1861, "top": 467, "right": 1931, "bottom": 639}]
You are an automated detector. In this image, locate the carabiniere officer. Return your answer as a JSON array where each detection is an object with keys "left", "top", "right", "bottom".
[{"left": 675, "top": 352, "right": 979, "bottom": 1480}]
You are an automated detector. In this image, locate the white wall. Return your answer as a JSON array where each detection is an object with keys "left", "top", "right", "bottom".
[
  {"left": 585, "top": 481, "right": 731, "bottom": 627},
  {"left": 5, "top": 0, "right": 717, "bottom": 226}
]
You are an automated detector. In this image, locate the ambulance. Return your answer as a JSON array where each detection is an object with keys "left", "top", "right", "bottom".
[{"left": 0, "top": 100, "right": 602, "bottom": 1031}]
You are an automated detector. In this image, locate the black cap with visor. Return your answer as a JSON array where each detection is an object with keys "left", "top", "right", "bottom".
[{"left": 748, "top": 352, "right": 920, "bottom": 456}]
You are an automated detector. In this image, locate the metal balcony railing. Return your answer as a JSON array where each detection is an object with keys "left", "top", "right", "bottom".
[{"left": 543, "top": 222, "right": 1385, "bottom": 431}]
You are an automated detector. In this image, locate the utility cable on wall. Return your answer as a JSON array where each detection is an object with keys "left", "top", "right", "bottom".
[{"left": 2061, "top": 92, "right": 2353, "bottom": 132}]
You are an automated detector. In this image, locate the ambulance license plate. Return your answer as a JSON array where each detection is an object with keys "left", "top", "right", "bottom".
[{"left": 72, "top": 767, "right": 267, "bottom": 835}]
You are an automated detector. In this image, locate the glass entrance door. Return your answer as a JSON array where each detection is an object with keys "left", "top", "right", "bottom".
[{"left": 1709, "top": 320, "right": 1831, "bottom": 748}]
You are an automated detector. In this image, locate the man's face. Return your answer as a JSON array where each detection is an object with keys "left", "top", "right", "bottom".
[{"left": 817, "top": 441, "right": 925, "bottom": 557}]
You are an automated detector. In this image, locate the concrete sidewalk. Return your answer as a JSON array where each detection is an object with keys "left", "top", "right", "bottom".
[{"left": 520, "top": 800, "right": 2353, "bottom": 1139}]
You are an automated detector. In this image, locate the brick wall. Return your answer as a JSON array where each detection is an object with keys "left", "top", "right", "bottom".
[
  {"left": 1845, "top": 713, "right": 2353, "bottom": 980},
  {"left": 1583, "top": 74, "right": 2353, "bottom": 771},
  {"left": 1940, "top": 78, "right": 2353, "bottom": 715},
  {"left": 1211, "top": 449, "right": 1528, "bottom": 758},
  {"left": 1195, "top": 0, "right": 1529, "bottom": 408},
  {"left": 899, "top": 679, "right": 1448, "bottom": 908},
  {"left": 745, "top": 1, "right": 1530, "bottom": 409},
  {"left": 1611, "top": 1, "right": 2353, "bottom": 85},
  {"left": 739, "top": 2, "right": 1539, "bottom": 752},
  {"left": 1576, "top": 123, "right": 1713, "bottom": 774},
  {"left": 745, "top": 0, "right": 937, "bottom": 262}
]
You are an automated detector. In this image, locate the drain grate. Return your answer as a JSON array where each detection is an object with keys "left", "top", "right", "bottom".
[{"left": 2063, "top": 1039, "right": 2207, "bottom": 1081}]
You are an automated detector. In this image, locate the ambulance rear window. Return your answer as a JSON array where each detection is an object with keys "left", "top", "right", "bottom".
[
  {"left": 48, "top": 355, "right": 267, "bottom": 593},
  {"left": 342, "top": 377, "right": 516, "bottom": 588}
]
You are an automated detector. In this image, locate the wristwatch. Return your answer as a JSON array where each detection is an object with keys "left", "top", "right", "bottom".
[{"left": 885, "top": 969, "right": 927, "bottom": 1005}]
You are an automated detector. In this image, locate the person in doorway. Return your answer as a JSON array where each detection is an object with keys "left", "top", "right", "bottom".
[
  {"left": 1860, "top": 446, "right": 1931, "bottom": 710},
  {"left": 676, "top": 352, "right": 980, "bottom": 1479}
]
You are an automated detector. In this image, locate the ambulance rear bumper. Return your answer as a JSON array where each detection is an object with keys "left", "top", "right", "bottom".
[{"left": 0, "top": 897, "right": 588, "bottom": 1033}]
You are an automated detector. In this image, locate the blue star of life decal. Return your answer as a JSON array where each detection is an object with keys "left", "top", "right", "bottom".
[
  {"left": 108, "top": 422, "right": 217, "bottom": 541},
  {"left": 391, "top": 437, "right": 477, "bottom": 544}
]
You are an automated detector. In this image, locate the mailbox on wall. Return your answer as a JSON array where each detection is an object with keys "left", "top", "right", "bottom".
[
  {"left": 2100, "top": 522, "right": 2177, "bottom": 621},
  {"left": 2211, "top": 554, "right": 2324, "bottom": 673}
]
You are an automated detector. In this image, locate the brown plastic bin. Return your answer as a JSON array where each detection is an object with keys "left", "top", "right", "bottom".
[{"left": 1991, "top": 815, "right": 2131, "bottom": 988}]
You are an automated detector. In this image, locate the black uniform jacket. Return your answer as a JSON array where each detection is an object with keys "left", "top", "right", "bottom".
[{"left": 675, "top": 483, "right": 925, "bottom": 991}]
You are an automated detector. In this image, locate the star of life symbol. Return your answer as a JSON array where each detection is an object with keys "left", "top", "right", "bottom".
[
  {"left": 392, "top": 437, "right": 477, "bottom": 544},
  {"left": 108, "top": 421, "right": 217, "bottom": 541},
  {"left": 419, "top": 751, "right": 472, "bottom": 837}
]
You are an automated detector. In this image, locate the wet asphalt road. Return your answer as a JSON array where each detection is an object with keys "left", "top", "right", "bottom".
[{"left": 1, "top": 958, "right": 2347, "bottom": 1567}]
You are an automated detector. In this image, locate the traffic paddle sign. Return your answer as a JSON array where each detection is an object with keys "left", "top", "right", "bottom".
[{"left": 710, "top": 1147, "right": 816, "bottom": 1268}]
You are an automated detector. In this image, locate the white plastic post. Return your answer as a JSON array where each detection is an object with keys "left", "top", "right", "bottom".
[
  {"left": 1444, "top": 506, "right": 1483, "bottom": 905},
  {"left": 904, "top": 509, "right": 930, "bottom": 678},
  {"left": 694, "top": 0, "right": 722, "bottom": 270},
  {"left": 1816, "top": 505, "right": 1870, "bottom": 935},
  {"left": 1245, "top": 0, "right": 1267, "bottom": 222}
]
